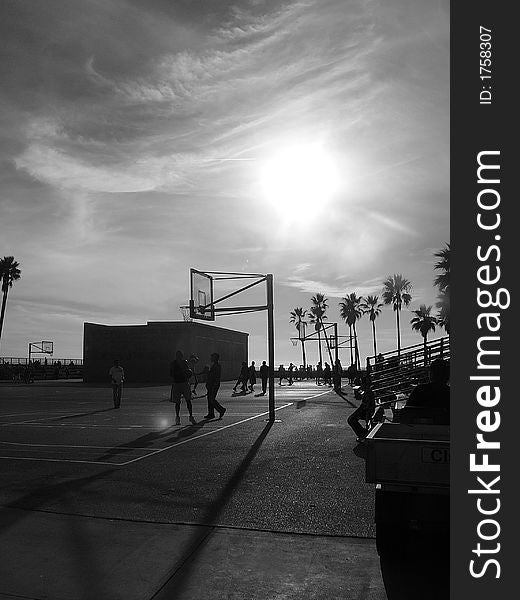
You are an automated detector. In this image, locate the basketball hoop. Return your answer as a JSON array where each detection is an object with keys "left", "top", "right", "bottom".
[{"left": 179, "top": 305, "right": 193, "bottom": 322}]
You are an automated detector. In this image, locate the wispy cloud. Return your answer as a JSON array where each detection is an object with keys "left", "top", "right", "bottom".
[{"left": 0, "top": 0, "right": 449, "bottom": 360}]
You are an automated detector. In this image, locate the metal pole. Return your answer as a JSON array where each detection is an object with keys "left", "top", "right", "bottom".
[
  {"left": 266, "top": 274, "right": 275, "bottom": 422},
  {"left": 334, "top": 323, "right": 339, "bottom": 363}
]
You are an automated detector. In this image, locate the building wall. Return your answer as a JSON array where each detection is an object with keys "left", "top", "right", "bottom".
[{"left": 83, "top": 321, "right": 248, "bottom": 383}]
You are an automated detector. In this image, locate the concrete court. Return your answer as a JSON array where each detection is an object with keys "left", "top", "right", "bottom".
[{"left": 0, "top": 379, "right": 386, "bottom": 599}]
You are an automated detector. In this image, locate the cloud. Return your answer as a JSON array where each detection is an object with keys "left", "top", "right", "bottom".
[
  {"left": 0, "top": 0, "right": 449, "bottom": 359},
  {"left": 282, "top": 274, "right": 385, "bottom": 298}
]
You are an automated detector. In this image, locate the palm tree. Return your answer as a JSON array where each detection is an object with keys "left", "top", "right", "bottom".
[
  {"left": 338, "top": 297, "right": 354, "bottom": 367},
  {"left": 290, "top": 307, "right": 308, "bottom": 368},
  {"left": 309, "top": 294, "right": 328, "bottom": 364},
  {"left": 339, "top": 293, "right": 363, "bottom": 369},
  {"left": 361, "top": 295, "right": 383, "bottom": 357},
  {"left": 382, "top": 274, "right": 413, "bottom": 357},
  {"left": 410, "top": 304, "right": 438, "bottom": 365},
  {"left": 434, "top": 244, "right": 450, "bottom": 334},
  {"left": 0, "top": 256, "right": 22, "bottom": 350},
  {"left": 433, "top": 243, "right": 450, "bottom": 292},
  {"left": 436, "top": 289, "right": 450, "bottom": 334}
]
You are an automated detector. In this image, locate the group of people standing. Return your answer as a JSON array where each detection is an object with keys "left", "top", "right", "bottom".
[
  {"left": 169, "top": 350, "right": 226, "bottom": 424},
  {"left": 233, "top": 360, "right": 270, "bottom": 395},
  {"left": 108, "top": 351, "right": 227, "bottom": 424}
]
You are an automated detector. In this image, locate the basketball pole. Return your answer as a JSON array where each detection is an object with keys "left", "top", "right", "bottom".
[{"left": 267, "top": 273, "right": 275, "bottom": 422}]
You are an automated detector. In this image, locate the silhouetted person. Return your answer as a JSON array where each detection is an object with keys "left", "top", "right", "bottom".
[
  {"left": 315, "top": 362, "right": 323, "bottom": 385},
  {"left": 259, "top": 361, "right": 269, "bottom": 394},
  {"left": 109, "top": 359, "right": 124, "bottom": 409},
  {"left": 203, "top": 353, "right": 226, "bottom": 420},
  {"left": 404, "top": 359, "right": 450, "bottom": 423},
  {"left": 333, "top": 359, "right": 343, "bottom": 391},
  {"left": 287, "top": 363, "right": 295, "bottom": 385},
  {"left": 233, "top": 361, "right": 249, "bottom": 392},
  {"left": 188, "top": 354, "right": 200, "bottom": 395},
  {"left": 278, "top": 364, "right": 286, "bottom": 385},
  {"left": 323, "top": 362, "right": 332, "bottom": 386},
  {"left": 170, "top": 350, "right": 196, "bottom": 425},
  {"left": 249, "top": 361, "right": 257, "bottom": 391},
  {"left": 347, "top": 375, "right": 376, "bottom": 442},
  {"left": 346, "top": 364, "right": 357, "bottom": 385}
]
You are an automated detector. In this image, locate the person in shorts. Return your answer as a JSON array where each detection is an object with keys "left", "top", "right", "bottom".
[
  {"left": 109, "top": 359, "right": 124, "bottom": 409},
  {"left": 170, "top": 351, "right": 196, "bottom": 425}
]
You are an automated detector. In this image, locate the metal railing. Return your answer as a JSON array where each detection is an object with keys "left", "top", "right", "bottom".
[
  {"left": 366, "top": 337, "right": 450, "bottom": 401},
  {"left": 0, "top": 357, "right": 83, "bottom": 366}
]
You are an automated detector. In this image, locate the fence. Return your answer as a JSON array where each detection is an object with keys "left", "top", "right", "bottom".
[
  {"left": 0, "top": 357, "right": 83, "bottom": 366},
  {"left": 0, "top": 358, "right": 84, "bottom": 382},
  {"left": 366, "top": 336, "right": 450, "bottom": 402}
]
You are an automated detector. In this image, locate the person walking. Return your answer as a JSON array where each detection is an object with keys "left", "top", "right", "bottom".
[
  {"left": 287, "top": 363, "right": 295, "bottom": 385},
  {"left": 203, "top": 353, "right": 226, "bottom": 420},
  {"left": 109, "top": 359, "right": 124, "bottom": 409},
  {"left": 233, "top": 361, "right": 249, "bottom": 392},
  {"left": 170, "top": 350, "right": 196, "bottom": 425},
  {"left": 249, "top": 361, "right": 257, "bottom": 392},
  {"left": 259, "top": 360, "right": 269, "bottom": 395}
]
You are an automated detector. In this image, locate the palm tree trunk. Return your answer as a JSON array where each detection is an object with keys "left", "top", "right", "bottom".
[
  {"left": 372, "top": 320, "right": 377, "bottom": 357},
  {"left": 396, "top": 308, "right": 401, "bottom": 358},
  {"left": 423, "top": 335, "right": 427, "bottom": 367},
  {"left": 0, "top": 287, "right": 8, "bottom": 347},
  {"left": 348, "top": 325, "right": 353, "bottom": 366},
  {"left": 317, "top": 327, "right": 323, "bottom": 364},
  {"left": 301, "top": 339, "right": 307, "bottom": 368},
  {"left": 353, "top": 322, "right": 360, "bottom": 370}
]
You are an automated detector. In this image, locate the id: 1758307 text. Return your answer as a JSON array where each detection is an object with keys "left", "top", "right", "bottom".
[{"left": 479, "top": 26, "right": 492, "bottom": 105}]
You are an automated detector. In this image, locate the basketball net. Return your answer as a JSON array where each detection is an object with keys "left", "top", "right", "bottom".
[
  {"left": 291, "top": 338, "right": 299, "bottom": 347},
  {"left": 180, "top": 306, "right": 193, "bottom": 322}
]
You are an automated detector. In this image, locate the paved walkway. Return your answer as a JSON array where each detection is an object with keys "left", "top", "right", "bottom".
[
  {"left": 0, "top": 380, "right": 387, "bottom": 599},
  {"left": 0, "top": 507, "right": 385, "bottom": 600}
]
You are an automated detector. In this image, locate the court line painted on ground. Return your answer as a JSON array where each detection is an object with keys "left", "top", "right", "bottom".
[
  {"left": 0, "top": 403, "right": 293, "bottom": 465},
  {"left": 0, "top": 388, "right": 333, "bottom": 465},
  {"left": 119, "top": 402, "right": 294, "bottom": 466}
]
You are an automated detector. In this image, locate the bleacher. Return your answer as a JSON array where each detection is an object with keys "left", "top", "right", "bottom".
[
  {"left": 0, "top": 359, "right": 84, "bottom": 381},
  {"left": 366, "top": 337, "right": 450, "bottom": 404}
]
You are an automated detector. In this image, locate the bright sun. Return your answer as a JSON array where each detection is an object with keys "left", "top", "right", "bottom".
[{"left": 260, "top": 143, "right": 340, "bottom": 218}]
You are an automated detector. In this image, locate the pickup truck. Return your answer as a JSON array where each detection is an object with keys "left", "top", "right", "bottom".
[{"left": 365, "top": 418, "right": 449, "bottom": 599}]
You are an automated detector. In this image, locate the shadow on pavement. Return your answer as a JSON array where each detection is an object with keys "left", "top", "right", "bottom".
[
  {"left": 334, "top": 389, "right": 356, "bottom": 408},
  {"left": 152, "top": 421, "right": 274, "bottom": 600},
  {"left": 48, "top": 408, "right": 115, "bottom": 421},
  {"left": 95, "top": 420, "right": 209, "bottom": 462},
  {"left": 2, "top": 469, "right": 117, "bottom": 600}
]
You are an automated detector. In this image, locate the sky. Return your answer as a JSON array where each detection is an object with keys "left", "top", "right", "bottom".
[{"left": 0, "top": 0, "right": 449, "bottom": 366}]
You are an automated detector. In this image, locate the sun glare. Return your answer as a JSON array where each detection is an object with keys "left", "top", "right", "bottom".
[{"left": 260, "top": 143, "right": 340, "bottom": 219}]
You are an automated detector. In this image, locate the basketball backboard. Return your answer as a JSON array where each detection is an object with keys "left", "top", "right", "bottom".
[
  {"left": 189, "top": 269, "right": 215, "bottom": 320},
  {"left": 28, "top": 340, "right": 53, "bottom": 362},
  {"left": 41, "top": 341, "right": 54, "bottom": 354}
]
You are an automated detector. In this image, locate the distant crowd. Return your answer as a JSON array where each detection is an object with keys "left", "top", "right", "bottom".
[{"left": 0, "top": 359, "right": 79, "bottom": 382}]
